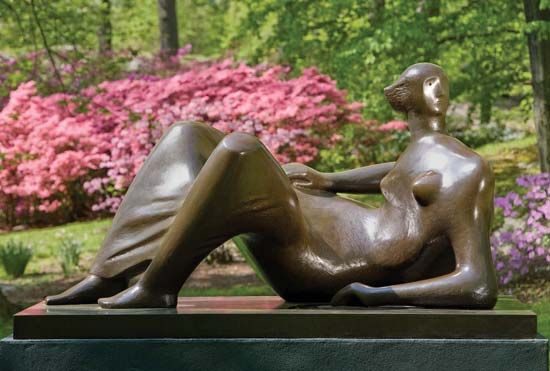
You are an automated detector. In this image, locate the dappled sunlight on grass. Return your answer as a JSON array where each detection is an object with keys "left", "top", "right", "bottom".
[
  {"left": 532, "top": 300, "right": 550, "bottom": 338},
  {"left": 0, "top": 219, "right": 111, "bottom": 280},
  {"left": 477, "top": 135, "right": 539, "bottom": 195}
]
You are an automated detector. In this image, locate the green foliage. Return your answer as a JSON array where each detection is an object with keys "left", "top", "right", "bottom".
[
  {"left": 0, "top": 1, "right": 537, "bottom": 127},
  {"left": 110, "top": 0, "right": 159, "bottom": 53},
  {"left": 56, "top": 235, "right": 83, "bottom": 276},
  {"left": 315, "top": 124, "right": 408, "bottom": 172},
  {"left": 0, "top": 0, "right": 103, "bottom": 53},
  {"left": 234, "top": 0, "right": 531, "bottom": 123},
  {"left": 450, "top": 124, "right": 508, "bottom": 149},
  {"left": 177, "top": 0, "right": 231, "bottom": 57},
  {"left": 0, "top": 0, "right": 245, "bottom": 57},
  {"left": 477, "top": 135, "right": 539, "bottom": 196},
  {"left": 0, "top": 240, "right": 33, "bottom": 278},
  {"left": 316, "top": 124, "right": 378, "bottom": 172}
]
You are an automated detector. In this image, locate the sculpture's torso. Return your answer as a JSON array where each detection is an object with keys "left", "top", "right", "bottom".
[{"left": 246, "top": 133, "right": 485, "bottom": 301}]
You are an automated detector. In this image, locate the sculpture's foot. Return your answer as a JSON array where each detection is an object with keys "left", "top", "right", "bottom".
[
  {"left": 45, "top": 275, "right": 127, "bottom": 305},
  {"left": 98, "top": 284, "right": 177, "bottom": 309}
]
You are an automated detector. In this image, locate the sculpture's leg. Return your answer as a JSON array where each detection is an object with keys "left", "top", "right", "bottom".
[
  {"left": 46, "top": 122, "right": 224, "bottom": 305},
  {"left": 98, "top": 132, "right": 304, "bottom": 308}
]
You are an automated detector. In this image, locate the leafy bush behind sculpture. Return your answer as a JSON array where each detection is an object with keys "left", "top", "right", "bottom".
[
  {"left": 0, "top": 45, "right": 195, "bottom": 109},
  {"left": 0, "top": 60, "right": 365, "bottom": 226}
]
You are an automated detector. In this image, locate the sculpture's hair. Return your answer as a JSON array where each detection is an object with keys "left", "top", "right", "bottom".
[{"left": 384, "top": 77, "right": 414, "bottom": 113}]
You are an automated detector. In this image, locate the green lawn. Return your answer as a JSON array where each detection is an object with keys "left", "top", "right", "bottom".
[
  {"left": 180, "top": 284, "right": 275, "bottom": 297},
  {"left": 0, "top": 316, "right": 12, "bottom": 338},
  {"left": 532, "top": 300, "right": 550, "bottom": 338},
  {"left": 0, "top": 219, "right": 111, "bottom": 281},
  {"left": 477, "top": 135, "right": 539, "bottom": 195}
]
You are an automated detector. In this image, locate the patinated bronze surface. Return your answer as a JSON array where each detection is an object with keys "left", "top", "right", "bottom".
[
  {"left": 17, "top": 297, "right": 533, "bottom": 339},
  {"left": 46, "top": 63, "right": 498, "bottom": 309}
]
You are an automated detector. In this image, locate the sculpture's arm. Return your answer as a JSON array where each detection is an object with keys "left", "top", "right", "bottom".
[
  {"left": 332, "top": 213, "right": 498, "bottom": 308},
  {"left": 332, "top": 172, "right": 498, "bottom": 308},
  {"left": 283, "top": 162, "right": 395, "bottom": 194}
]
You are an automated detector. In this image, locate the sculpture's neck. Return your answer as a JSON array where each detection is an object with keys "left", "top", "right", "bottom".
[{"left": 407, "top": 111, "right": 447, "bottom": 140}]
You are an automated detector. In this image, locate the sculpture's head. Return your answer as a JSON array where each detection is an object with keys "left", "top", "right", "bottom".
[{"left": 384, "top": 63, "right": 449, "bottom": 116}]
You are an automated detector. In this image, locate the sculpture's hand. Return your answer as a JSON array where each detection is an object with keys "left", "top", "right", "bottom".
[
  {"left": 330, "top": 283, "right": 382, "bottom": 307},
  {"left": 283, "top": 163, "right": 332, "bottom": 190}
]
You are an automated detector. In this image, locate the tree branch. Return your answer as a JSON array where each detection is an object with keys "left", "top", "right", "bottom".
[{"left": 29, "top": 0, "right": 64, "bottom": 89}]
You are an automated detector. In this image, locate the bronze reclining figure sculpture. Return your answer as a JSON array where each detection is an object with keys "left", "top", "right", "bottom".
[{"left": 46, "top": 63, "right": 498, "bottom": 309}]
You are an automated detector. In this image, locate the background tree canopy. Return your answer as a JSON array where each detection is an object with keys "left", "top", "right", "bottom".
[
  {"left": 1, "top": 0, "right": 549, "bottom": 170},
  {"left": 0, "top": 0, "right": 533, "bottom": 120},
  {"left": 233, "top": 0, "right": 531, "bottom": 123}
]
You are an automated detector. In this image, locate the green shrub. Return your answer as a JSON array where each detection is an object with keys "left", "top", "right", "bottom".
[
  {"left": 449, "top": 122, "right": 525, "bottom": 149},
  {"left": 57, "top": 237, "right": 83, "bottom": 276},
  {"left": 0, "top": 240, "right": 33, "bottom": 278},
  {"left": 316, "top": 124, "right": 408, "bottom": 172}
]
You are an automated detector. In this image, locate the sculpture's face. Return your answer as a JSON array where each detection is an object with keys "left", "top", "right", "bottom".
[
  {"left": 384, "top": 63, "right": 449, "bottom": 116},
  {"left": 421, "top": 74, "right": 449, "bottom": 115}
]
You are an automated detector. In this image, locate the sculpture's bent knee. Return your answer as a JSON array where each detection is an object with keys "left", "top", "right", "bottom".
[
  {"left": 220, "top": 132, "right": 263, "bottom": 154},
  {"left": 467, "top": 281, "right": 498, "bottom": 309},
  {"left": 165, "top": 121, "right": 210, "bottom": 139}
]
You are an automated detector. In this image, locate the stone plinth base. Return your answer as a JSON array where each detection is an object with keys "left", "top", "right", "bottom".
[
  {"left": 0, "top": 336, "right": 547, "bottom": 371},
  {"left": 1, "top": 296, "right": 547, "bottom": 370},
  {"left": 11, "top": 296, "right": 539, "bottom": 339}
]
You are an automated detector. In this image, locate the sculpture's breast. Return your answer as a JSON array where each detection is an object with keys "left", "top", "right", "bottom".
[{"left": 379, "top": 169, "right": 415, "bottom": 208}]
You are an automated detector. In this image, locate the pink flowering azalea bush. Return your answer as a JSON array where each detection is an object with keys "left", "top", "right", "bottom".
[
  {"left": 0, "top": 60, "right": 364, "bottom": 226},
  {"left": 491, "top": 173, "right": 550, "bottom": 285},
  {"left": 377, "top": 120, "right": 408, "bottom": 132}
]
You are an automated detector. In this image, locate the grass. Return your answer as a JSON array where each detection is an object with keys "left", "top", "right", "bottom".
[
  {"left": 477, "top": 135, "right": 539, "bottom": 195},
  {"left": 0, "top": 219, "right": 111, "bottom": 281},
  {"left": 180, "top": 284, "right": 275, "bottom": 297},
  {"left": 0, "top": 316, "right": 12, "bottom": 338},
  {"left": 532, "top": 300, "right": 550, "bottom": 339}
]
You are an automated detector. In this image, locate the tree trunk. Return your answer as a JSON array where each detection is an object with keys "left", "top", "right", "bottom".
[
  {"left": 98, "top": 0, "right": 112, "bottom": 53},
  {"left": 524, "top": 0, "right": 550, "bottom": 172},
  {"left": 480, "top": 98, "right": 492, "bottom": 125},
  {"left": 157, "top": 0, "right": 179, "bottom": 55}
]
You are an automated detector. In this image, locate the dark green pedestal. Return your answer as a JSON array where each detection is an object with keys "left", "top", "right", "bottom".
[
  {"left": 1, "top": 296, "right": 548, "bottom": 371},
  {"left": 0, "top": 336, "right": 547, "bottom": 371}
]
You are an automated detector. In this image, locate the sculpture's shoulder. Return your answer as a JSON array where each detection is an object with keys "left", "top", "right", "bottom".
[{"left": 435, "top": 133, "right": 495, "bottom": 197}]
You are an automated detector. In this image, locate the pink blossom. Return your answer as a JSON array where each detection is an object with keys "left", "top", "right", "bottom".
[
  {"left": 0, "top": 60, "right": 364, "bottom": 219},
  {"left": 377, "top": 120, "right": 408, "bottom": 132}
]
